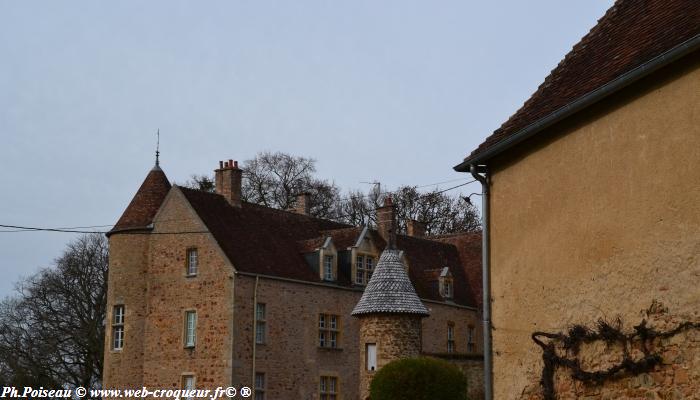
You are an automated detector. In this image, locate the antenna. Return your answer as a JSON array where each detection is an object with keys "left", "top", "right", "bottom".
[
  {"left": 155, "top": 129, "right": 160, "bottom": 166},
  {"left": 361, "top": 180, "right": 381, "bottom": 195}
]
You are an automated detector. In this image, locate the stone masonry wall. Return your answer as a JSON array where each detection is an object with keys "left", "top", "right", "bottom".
[
  {"left": 519, "top": 306, "right": 699, "bottom": 400},
  {"left": 141, "top": 188, "right": 234, "bottom": 390},
  {"left": 103, "top": 233, "right": 149, "bottom": 389},
  {"left": 358, "top": 314, "right": 423, "bottom": 400},
  {"left": 232, "top": 275, "right": 363, "bottom": 400},
  {"left": 428, "top": 356, "right": 484, "bottom": 400}
]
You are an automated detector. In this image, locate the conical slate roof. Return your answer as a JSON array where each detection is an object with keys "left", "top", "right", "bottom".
[{"left": 352, "top": 249, "right": 429, "bottom": 316}]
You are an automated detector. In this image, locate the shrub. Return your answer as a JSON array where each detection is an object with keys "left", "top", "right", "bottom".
[{"left": 369, "top": 357, "right": 468, "bottom": 400}]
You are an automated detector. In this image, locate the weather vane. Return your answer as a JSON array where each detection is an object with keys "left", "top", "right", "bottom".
[{"left": 155, "top": 129, "right": 160, "bottom": 166}]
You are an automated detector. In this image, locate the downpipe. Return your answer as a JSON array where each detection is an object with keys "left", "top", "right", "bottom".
[{"left": 470, "top": 164, "right": 492, "bottom": 400}]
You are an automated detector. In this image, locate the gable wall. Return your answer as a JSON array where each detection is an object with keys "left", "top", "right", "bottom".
[
  {"left": 142, "top": 188, "right": 235, "bottom": 389},
  {"left": 487, "top": 55, "right": 700, "bottom": 398}
]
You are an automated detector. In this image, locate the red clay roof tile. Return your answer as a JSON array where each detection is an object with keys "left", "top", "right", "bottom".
[
  {"left": 463, "top": 0, "right": 700, "bottom": 164},
  {"left": 112, "top": 166, "right": 171, "bottom": 232}
]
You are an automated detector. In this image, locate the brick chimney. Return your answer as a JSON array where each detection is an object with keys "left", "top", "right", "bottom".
[
  {"left": 215, "top": 159, "right": 242, "bottom": 208},
  {"left": 294, "top": 192, "right": 311, "bottom": 215},
  {"left": 406, "top": 220, "right": 426, "bottom": 238},
  {"left": 376, "top": 196, "right": 396, "bottom": 246}
]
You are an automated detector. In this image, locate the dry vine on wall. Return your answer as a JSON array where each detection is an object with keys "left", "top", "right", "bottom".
[{"left": 531, "top": 311, "right": 700, "bottom": 400}]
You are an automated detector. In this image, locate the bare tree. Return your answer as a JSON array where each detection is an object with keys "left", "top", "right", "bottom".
[
  {"left": 241, "top": 151, "right": 340, "bottom": 215},
  {"left": 335, "top": 185, "right": 479, "bottom": 235},
  {"left": 0, "top": 234, "right": 108, "bottom": 392},
  {"left": 180, "top": 151, "right": 479, "bottom": 234},
  {"left": 183, "top": 174, "right": 215, "bottom": 192}
]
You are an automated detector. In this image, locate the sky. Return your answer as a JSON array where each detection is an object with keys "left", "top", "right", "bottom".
[{"left": 0, "top": 0, "right": 612, "bottom": 298}]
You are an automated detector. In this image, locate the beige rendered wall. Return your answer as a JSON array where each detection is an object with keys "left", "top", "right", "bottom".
[{"left": 487, "top": 58, "right": 700, "bottom": 398}]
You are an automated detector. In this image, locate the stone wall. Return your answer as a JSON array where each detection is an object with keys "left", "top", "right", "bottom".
[
  {"left": 232, "top": 274, "right": 363, "bottom": 400},
  {"left": 103, "top": 233, "right": 149, "bottom": 388},
  {"left": 105, "top": 188, "right": 481, "bottom": 399},
  {"left": 518, "top": 305, "right": 699, "bottom": 400},
  {"left": 427, "top": 354, "right": 484, "bottom": 400},
  {"left": 359, "top": 314, "right": 423, "bottom": 400},
  {"left": 141, "top": 188, "right": 234, "bottom": 389}
]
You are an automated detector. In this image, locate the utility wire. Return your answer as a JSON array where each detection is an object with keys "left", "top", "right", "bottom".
[{"left": 0, "top": 179, "right": 478, "bottom": 235}]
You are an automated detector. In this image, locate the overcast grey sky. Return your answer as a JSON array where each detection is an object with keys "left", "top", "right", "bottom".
[{"left": 0, "top": 0, "right": 612, "bottom": 298}]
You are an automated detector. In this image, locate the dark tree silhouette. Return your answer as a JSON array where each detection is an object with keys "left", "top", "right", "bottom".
[{"left": 0, "top": 234, "right": 108, "bottom": 391}]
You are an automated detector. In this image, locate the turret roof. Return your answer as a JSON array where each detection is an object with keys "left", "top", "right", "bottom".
[{"left": 351, "top": 249, "right": 430, "bottom": 316}]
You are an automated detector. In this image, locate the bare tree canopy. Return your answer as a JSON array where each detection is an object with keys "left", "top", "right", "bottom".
[
  {"left": 182, "top": 151, "right": 480, "bottom": 235},
  {"left": 0, "top": 234, "right": 107, "bottom": 390}
]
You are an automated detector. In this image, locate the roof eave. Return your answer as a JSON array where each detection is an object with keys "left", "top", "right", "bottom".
[{"left": 454, "top": 34, "right": 700, "bottom": 172}]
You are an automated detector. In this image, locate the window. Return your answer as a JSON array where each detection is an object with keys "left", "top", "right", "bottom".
[
  {"left": 184, "top": 311, "right": 197, "bottom": 347},
  {"left": 182, "top": 375, "right": 195, "bottom": 400},
  {"left": 323, "top": 255, "right": 334, "bottom": 281},
  {"left": 366, "top": 343, "right": 377, "bottom": 371},
  {"left": 319, "top": 314, "right": 340, "bottom": 348},
  {"left": 186, "top": 248, "right": 198, "bottom": 276},
  {"left": 319, "top": 376, "right": 338, "bottom": 400},
  {"left": 255, "top": 303, "right": 266, "bottom": 344},
  {"left": 255, "top": 373, "right": 265, "bottom": 400},
  {"left": 355, "top": 254, "right": 375, "bottom": 285},
  {"left": 447, "top": 324, "right": 455, "bottom": 353},
  {"left": 468, "top": 326, "right": 476, "bottom": 353},
  {"left": 439, "top": 267, "right": 453, "bottom": 299},
  {"left": 112, "top": 305, "right": 125, "bottom": 350}
]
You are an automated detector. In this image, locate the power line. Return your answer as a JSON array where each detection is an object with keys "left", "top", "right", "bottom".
[{"left": 0, "top": 178, "right": 478, "bottom": 235}]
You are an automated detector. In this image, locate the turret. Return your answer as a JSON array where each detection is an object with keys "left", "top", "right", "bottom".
[{"left": 352, "top": 249, "right": 429, "bottom": 400}]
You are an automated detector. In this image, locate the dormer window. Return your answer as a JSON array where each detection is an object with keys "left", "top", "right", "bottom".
[
  {"left": 439, "top": 267, "right": 453, "bottom": 299},
  {"left": 355, "top": 255, "right": 375, "bottom": 285},
  {"left": 323, "top": 255, "right": 334, "bottom": 281}
]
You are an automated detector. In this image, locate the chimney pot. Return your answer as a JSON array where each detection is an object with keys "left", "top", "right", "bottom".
[
  {"left": 219, "top": 161, "right": 224, "bottom": 169},
  {"left": 234, "top": 161, "right": 238, "bottom": 168}
]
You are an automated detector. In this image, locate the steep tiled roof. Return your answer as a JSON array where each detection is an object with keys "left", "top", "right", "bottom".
[
  {"left": 434, "top": 232, "right": 482, "bottom": 309},
  {"left": 462, "top": 0, "right": 700, "bottom": 165},
  {"left": 351, "top": 249, "right": 430, "bottom": 316},
  {"left": 179, "top": 186, "right": 479, "bottom": 308},
  {"left": 111, "top": 166, "right": 171, "bottom": 232},
  {"left": 180, "top": 187, "right": 349, "bottom": 281},
  {"left": 396, "top": 234, "right": 476, "bottom": 307}
]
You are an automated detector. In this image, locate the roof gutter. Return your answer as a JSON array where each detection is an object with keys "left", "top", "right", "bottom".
[{"left": 454, "top": 34, "right": 700, "bottom": 171}]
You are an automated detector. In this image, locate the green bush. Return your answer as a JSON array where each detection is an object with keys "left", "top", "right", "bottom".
[{"left": 369, "top": 357, "right": 468, "bottom": 400}]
